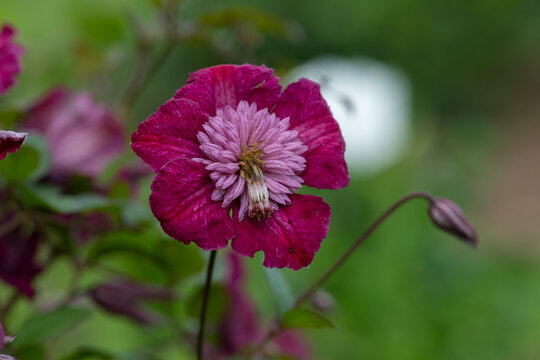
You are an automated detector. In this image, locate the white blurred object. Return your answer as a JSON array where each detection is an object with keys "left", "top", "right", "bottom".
[{"left": 284, "top": 56, "right": 411, "bottom": 176}]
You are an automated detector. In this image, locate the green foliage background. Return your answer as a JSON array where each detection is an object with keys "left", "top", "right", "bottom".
[{"left": 1, "top": 0, "right": 539, "bottom": 359}]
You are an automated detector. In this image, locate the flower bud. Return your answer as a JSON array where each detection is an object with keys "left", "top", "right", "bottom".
[
  {"left": 309, "top": 290, "right": 336, "bottom": 314},
  {"left": 428, "top": 198, "right": 477, "bottom": 247},
  {"left": 90, "top": 278, "right": 174, "bottom": 325}
]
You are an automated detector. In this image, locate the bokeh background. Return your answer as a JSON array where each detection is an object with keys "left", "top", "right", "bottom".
[{"left": 1, "top": 0, "right": 540, "bottom": 359}]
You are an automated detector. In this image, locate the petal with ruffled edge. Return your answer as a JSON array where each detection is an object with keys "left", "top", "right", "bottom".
[
  {"left": 273, "top": 79, "right": 349, "bottom": 189},
  {"left": 0, "top": 130, "right": 27, "bottom": 160},
  {"left": 150, "top": 158, "right": 234, "bottom": 250},
  {"left": 232, "top": 194, "right": 331, "bottom": 270},
  {"left": 131, "top": 99, "right": 206, "bottom": 172},
  {"left": 174, "top": 64, "right": 282, "bottom": 116}
]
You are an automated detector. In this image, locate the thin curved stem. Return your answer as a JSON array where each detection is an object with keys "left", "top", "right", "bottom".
[
  {"left": 293, "top": 191, "right": 434, "bottom": 308},
  {"left": 247, "top": 191, "right": 435, "bottom": 359},
  {"left": 197, "top": 250, "right": 218, "bottom": 360}
]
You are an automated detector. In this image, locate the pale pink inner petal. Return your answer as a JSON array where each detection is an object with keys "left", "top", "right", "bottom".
[{"left": 196, "top": 100, "right": 307, "bottom": 221}]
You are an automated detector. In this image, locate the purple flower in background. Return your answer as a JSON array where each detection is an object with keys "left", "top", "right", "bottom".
[
  {"left": 207, "top": 252, "right": 309, "bottom": 359},
  {"left": 0, "top": 131, "right": 27, "bottom": 160},
  {"left": 23, "top": 89, "right": 124, "bottom": 179},
  {"left": 0, "top": 24, "right": 23, "bottom": 95},
  {"left": 0, "top": 215, "right": 41, "bottom": 298},
  {"left": 132, "top": 64, "right": 349, "bottom": 269},
  {"left": 90, "top": 278, "right": 174, "bottom": 325}
]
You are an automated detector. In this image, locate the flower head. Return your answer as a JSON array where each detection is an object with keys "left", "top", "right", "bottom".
[
  {"left": 23, "top": 89, "right": 124, "bottom": 179},
  {"left": 0, "top": 131, "right": 27, "bottom": 160},
  {"left": 428, "top": 197, "right": 478, "bottom": 247},
  {"left": 0, "top": 24, "right": 24, "bottom": 95},
  {"left": 132, "top": 64, "right": 349, "bottom": 269}
]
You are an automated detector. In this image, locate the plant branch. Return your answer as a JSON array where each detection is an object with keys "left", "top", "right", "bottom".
[
  {"left": 247, "top": 191, "right": 435, "bottom": 359},
  {"left": 293, "top": 191, "right": 434, "bottom": 308},
  {"left": 197, "top": 250, "right": 218, "bottom": 360}
]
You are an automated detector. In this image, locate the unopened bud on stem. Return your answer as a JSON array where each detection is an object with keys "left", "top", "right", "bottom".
[{"left": 428, "top": 198, "right": 477, "bottom": 247}]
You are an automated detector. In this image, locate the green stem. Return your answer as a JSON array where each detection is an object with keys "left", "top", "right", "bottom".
[
  {"left": 247, "top": 191, "right": 435, "bottom": 359},
  {"left": 197, "top": 250, "right": 218, "bottom": 360}
]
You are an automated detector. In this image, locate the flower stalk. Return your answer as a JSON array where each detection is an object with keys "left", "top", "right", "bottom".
[
  {"left": 197, "top": 250, "right": 218, "bottom": 360},
  {"left": 249, "top": 191, "right": 477, "bottom": 358}
]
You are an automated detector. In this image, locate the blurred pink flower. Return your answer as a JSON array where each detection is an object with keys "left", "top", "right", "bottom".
[
  {"left": 0, "top": 24, "right": 23, "bottom": 95},
  {"left": 132, "top": 64, "right": 349, "bottom": 269},
  {"left": 0, "top": 214, "right": 41, "bottom": 298},
  {"left": 24, "top": 89, "right": 124, "bottom": 179},
  {"left": 0, "top": 131, "right": 26, "bottom": 160},
  {"left": 207, "top": 252, "right": 310, "bottom": 359}
]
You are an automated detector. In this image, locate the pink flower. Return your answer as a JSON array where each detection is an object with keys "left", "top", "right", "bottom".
[
  {"left": 0, "top": 131, "right": 27, "bottom": 160},
  {"left": 132, "top": 64, "right": 349, "bottom": 269},
  {"left": 23, "top": 89, "right": 124, "bottom": 179},
  {"left": 207, "top": 253, "right": 310, "bottom": 359},
  {"left": 0, "top": 24, "right": 24, "bottom": 95}
]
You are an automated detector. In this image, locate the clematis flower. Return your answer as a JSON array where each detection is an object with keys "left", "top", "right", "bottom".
[
  {"left": 23, "top": 89, "right": 124, "bottom": 179},
  {"left": 0, "top": 214, "right": 41, "bottom": 298},
  {"left": 0, "top": 131, "right": 27, "bottom": 160},
  {"left": 132, "top": 64, "right": 349, "bottom": 269},
  {"left": 0, "top": 24, "right": 24, "bottom": 95},
  {"left": 207, "top": 252, "right": 309, "bottom": 359}
]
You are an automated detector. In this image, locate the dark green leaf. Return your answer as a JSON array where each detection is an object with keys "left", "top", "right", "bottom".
[
  {"left": 15, "top": 307, "right": 92, "bottom": 346},
  {"left": 281, "top": 308, "right": 335, "bottom": 330},
  {"left": 186, "top": 283, "right": 229, "bottom": 322},
  {"left": 17, "top": 183, "right": 119, "bottom": 213},
  {"left": 13, "top": 344, "right": 45, "bottom": 360},
  {"left": 60, "top": 347, "right": 114, "bottom": 360},
  {"left": 158, "top": 241, "right": 205, "bottom": 281},
  {"left": 0, "top": 134, "right": 50, "bottom": 183}
]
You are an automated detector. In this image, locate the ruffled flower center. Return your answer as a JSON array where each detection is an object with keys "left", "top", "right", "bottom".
[{"left": 197, "top": 101, "right": 308, "bottom": 221}]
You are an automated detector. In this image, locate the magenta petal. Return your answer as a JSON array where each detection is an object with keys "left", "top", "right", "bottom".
[
  {"left": 274, "top": 330, "right": 311, "bottom": 360},
  {"left": 132, "top": 98, "right": 207, "bottom": 172},
  {"left": 232, "top": 194, "right": 331, "bottom": 270},
  {"left": 150, "top": 158, "right": 234, "bottom": 250},
  {"left": 0, "top": 130, "right": 27, "bottom": 160},
  {"left": 274, "top": 79, "right": 350, "bottom": 189},
  {"left": 0, "top": 24, "right": 24, "bottom": 95},
  {"left": 174, "top": 64, "right": 281, "bottom": 116}
]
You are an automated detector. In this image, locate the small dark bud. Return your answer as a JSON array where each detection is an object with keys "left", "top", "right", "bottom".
[
  {"left": 428, "top": 198, "right": 478, "bottom": 247},
  {"left": 90, "top": 278, "right": 174, "bottom": 325}
]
